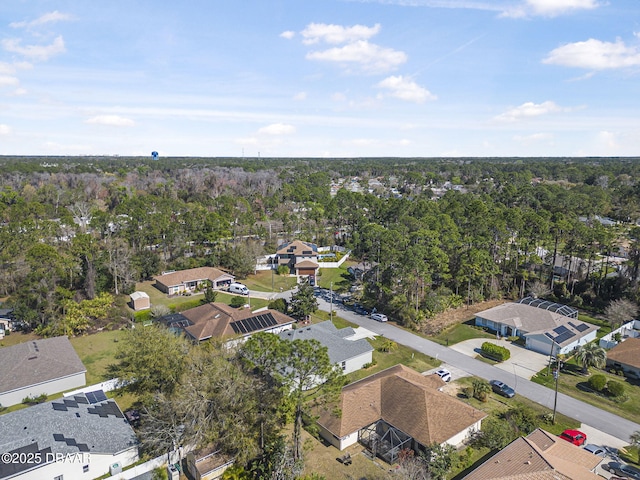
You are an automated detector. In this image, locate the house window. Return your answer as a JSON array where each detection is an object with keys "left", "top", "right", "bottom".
[
  {"left": 83, "top": 465, "right": 89, "bottom": 473},
  {"left": 54, "top": 476, "right": 64, "bottom": 480},
  {"left": 341, "top": 361, "right": 346, "bottom": 371}
]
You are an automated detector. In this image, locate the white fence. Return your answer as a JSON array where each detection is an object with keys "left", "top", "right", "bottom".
[
  {"left": 599, "top": 319, "right": 640, "bottom": 349},
  {"left": 63, "top": 378, "right": 121, "bottom": 397}
]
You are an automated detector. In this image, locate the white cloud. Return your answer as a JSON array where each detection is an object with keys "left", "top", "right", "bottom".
[
  {"left": 293, "top": 91, "right": 307, "bottom": 101},
  {"left": 10, "top": 11, "right": 73, "bottom": 28},
  {"left": 280, "top": 30, "right": 295, "bottom": 40},
  {"left": 524, "top": 0, "right": 600, "bottom": 16},
  {"left": 0, "top": 76, "right": 19, "bottom": 87},
  {"left": 495, "top": 101, "right": 565, "bottom": 122},
  {"left": 596, "top": 130, "right": 619, "bottom": 149},
  {"left": 2, "top": 35, "right": 66, "bottom": 61},
  {"left": 307, "top": 40, "right": 407, "bottom": 74},
  {"left": 331, "top": 92, "right": 348, "bottom": 102},
  {"left": 12, "top": 87, "right": 27, "bottom": 96},
  {"left": 86, "top": 115, "right": 135, "bottom": 127},
  {"left": 377, "top": 75, "right": 436, "bottom": 103},
  {"left": 301, "top": 23, "right": 381, "bottom": 45},
  {"left": 0, "top": 124, "right": 11, "bottom": 135},
  {"left": 543, "top": 38, "right": 640, "bottom": 70},
  {"left": 258, "top": 123, "right": 296, "bottom": 135},
  {"left": 513, "top": 132, "right": 554, "bottom": 145}
]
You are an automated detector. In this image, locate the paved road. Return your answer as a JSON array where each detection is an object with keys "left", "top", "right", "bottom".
[{"left": 312, "top": 291, "right": 640, "bottom": 444}]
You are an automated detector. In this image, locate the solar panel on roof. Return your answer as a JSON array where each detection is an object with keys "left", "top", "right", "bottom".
[
  {"left": 93, "top": 390, "right": 107, "bottom": 402},
  {"left": 53, "top": 434, "right": 65, "bottom": 442},
  {"left": 555, "top": 331, "right": 576, "bottom": 344},
  {"left": 63, "top": 399, "right": 78, "bottom": 408},
  {"left": 575, "top": 323, "right": 589, "bottom": 332},
  {"left": 77, "top": 444, "right": 90, "bottom": 452},
  {"left": 74, "top": 396, "right": 88, "bottom": 404},
  {"left": 52, "top": 403, "right": 67, "bottom": 412},
  {"left": 553, "top": 325, "right": 569, "bottom": 335},
  {"left": 85, "top": 392, "right": 97, "bottom": 404}
]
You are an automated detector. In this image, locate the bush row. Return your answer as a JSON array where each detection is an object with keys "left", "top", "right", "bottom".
[
  {"left": 587, "top": 374, "right": 626, "bottom": 397},
  {"left": 481, "top": 342, "right": 511, "bottom": 362}
]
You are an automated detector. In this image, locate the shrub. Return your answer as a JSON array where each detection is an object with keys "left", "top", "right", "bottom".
[
  {"left": 607, "top": 380, "right": 625, "bottom": 397},
  {"left": 481, "top": 342, "right": 511, "bottom": 362},
  {"left": 588, "top": 374, "right": 607, "bottom": 392},
  {"left": 462, "top": 386, "right": 474, "bottom": 399},
  {"left": 276, "top": 265, "right": 289, "bottom": 275},
  {"left": 230, "top": 296, "right": 246, "bottom": 308}
]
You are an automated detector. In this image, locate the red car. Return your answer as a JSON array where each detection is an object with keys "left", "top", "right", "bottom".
[{"left": 559, "top": 429, "right": 587, "bottom": 446}]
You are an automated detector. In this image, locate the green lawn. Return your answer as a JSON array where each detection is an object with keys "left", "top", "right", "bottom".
[
  {"left": 430, "top": 320, "right": 496, "bottom": 346},
  {"left": 70, "top": 330, "right": 124, "bottom": 385},
  {"left": 316, "top": 261, "right": 357, "bottom": 291},
  {"left": 241, "top": 270, "right": 298, "bottom": 292},
  {"left": 531, "top": 357, "right": 640, "bottom": 424}
]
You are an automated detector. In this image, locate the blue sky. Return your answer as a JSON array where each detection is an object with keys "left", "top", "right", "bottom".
[{"left": 1, "top": 0, "right": 639, "bottom": 157}]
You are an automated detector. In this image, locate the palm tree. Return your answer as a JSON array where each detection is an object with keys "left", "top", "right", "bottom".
[{"left": 575, "top": 342, "right": 606, "bottom": 374}]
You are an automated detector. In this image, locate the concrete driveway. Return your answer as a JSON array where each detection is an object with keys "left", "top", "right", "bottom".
[{"left": 449, "top": 338, "right": 550, "bottom": 380}]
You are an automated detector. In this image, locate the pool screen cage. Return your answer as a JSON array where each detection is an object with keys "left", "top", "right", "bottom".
[{"left": 359, "top": 420, "right": 413, "bottom": 464}]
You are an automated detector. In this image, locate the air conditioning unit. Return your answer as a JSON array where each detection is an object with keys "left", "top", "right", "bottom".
[
  {"left": 168, "top": 464, "right": 180, "bottom": 480},
  {"left": 110, "top": 462, "right": 122, "bottom": 475}
]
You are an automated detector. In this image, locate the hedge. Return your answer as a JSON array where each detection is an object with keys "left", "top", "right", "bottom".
[
  {"left": 607, "top": 380, "right": 625, "bottom": 397},
  {"left": 588, "top": 374, "right": 607, "bottom": 392},
  {"left": 481, "top": 342, "right": 511, "bottom": 362}
]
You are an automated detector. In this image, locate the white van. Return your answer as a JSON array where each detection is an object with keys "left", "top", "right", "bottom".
[{"left": 228, "top": 283, "right": 249, "bottom": 295}]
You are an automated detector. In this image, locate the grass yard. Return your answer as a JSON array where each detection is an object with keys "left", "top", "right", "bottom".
[
  {"left": 0, "top": 330, "right": 39, "bottom": 348},
  {"left": 455, "top": 377, "right": 579, "bottom": 428},
  {"left": 241, "top": 270, "right": 298, "bottom": 292},
  {"left": 70, "top": 329, "right": 124, "bottom": 385},
  {"left": 316, "top": 261, "right": 357, "bottom": 291},
  {"left": 531, "top": 358, "right": 640, "bottom": 424},
  {"left": 430, "top": 320, "right": 496, "bottom": 346}
]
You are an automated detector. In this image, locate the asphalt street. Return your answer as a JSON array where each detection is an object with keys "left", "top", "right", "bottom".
[{"left": 308, "top": 289, "right": 640, "bottom": 444}]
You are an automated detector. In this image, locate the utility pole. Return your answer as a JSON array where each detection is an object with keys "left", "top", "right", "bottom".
[
  {"left": 330, "top": 281, "right": 333, "bottom": 322},
  {"left": 552, "top": 357, "right": 560, "bottom": 424}
]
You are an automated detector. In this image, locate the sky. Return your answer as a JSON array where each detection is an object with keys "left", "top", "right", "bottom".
[{"left": 1, "top": 0, "right": 639, "bottom": 158}]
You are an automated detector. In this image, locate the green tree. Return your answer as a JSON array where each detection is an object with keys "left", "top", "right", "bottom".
[
  {"left": 110, "top": 325, "right": 190, "bottom": 399},
  {"left": 203, "top": 286, "right": 217, "bottom": 304},
  {"left": 472, "top": 379, "right": 491, "bottom": 402},
  {"left": 575, "top": 342, "right": 607, "bottom": 374},
  {"left": 289, "top": 281, "right": 318, "bottom": 320},
  {"left": 241, "top": 334, "right": 342, "bottom": 462}
]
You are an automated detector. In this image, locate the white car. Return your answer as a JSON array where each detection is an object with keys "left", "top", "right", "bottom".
[
  {"left": 371, "top": 313, "right": 388, "bottom": 322},
  {"left": 583, "top": 444, "right": 606, "bottom": 457},
  {"left": 435, "top": 368, "right": 452, "bottom": 382}
]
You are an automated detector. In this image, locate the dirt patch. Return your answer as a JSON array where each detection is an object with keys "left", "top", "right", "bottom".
[{"left": 422, "top": 299, "right": 506, "bottom": 335}]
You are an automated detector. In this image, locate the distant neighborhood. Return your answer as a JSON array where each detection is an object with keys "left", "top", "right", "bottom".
[{"left": 3, "top": 156, "right": 640, "bottom": 480}]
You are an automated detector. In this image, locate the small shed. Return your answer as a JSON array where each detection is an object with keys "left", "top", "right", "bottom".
[{"left": 130, "top": 291, "right": 151, "bottom": 311}]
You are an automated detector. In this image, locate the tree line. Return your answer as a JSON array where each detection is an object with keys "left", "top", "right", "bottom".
[{"left": 1, "top": 156, "right": 640, "bottom": 334}]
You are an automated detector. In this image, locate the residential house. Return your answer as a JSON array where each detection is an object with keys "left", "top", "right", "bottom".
[
  {"left": 0, "top": 336, "right": 87, "bottom": 407},
  {"left": 275, "top": 240, "right": 319, "bottom": 278},
  {"left": 0, "top": 390, "right": 138, "bottom": 480},
  {"left": 154, "top": 267, "right": 235, "bottom": 295},
  {"left": 475, "top": 301, "right": 598, "bottom": 355},
  {"left": 606, "top": 337, "right": 640, "bottom": 378},
  {"left": 186, "top": 446, "right": 234, "bottom": 480},
  {"left": 129, "top": 291, "right": 150, "bottom": 311},
  {"left": 163, "top": 303, "right": 294, "bottom": 343},
  {"left": 462, "top": 428, "right": 602, "bottom": 479},
  {"left": 316, "top": 364, "right": 486, "bottom": 463},
  {"left": 278, "top": 321, "right": 373, "bottom": 374}
]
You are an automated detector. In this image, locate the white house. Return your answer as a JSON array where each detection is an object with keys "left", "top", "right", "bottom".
[
  {"left": 316, "top": 365, "right": 486, "bottom": 463},
  {"left": 475, "top": 302, "right": 598, "bottom": 355},
  {"left": 0, "top": 336, "right": 86, "bottom": 407},
  {"left": 0, "top": 391, "right": 138, "bottom": 480},
  {"left": 278, "top": 321, "right": 373, "bottom": 374}
]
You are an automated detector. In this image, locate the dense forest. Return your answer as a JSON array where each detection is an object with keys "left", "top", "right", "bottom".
[{"left": 2, "top": 155, "right": 640, "bottom": 335}]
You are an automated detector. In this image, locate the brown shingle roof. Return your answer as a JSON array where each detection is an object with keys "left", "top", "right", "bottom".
[
  {"left": 154, "top": 267, "right": 232, "bottom": 288},
  {"left": 0, "top": 336, "right": 86, "bottom": 394},
  {"left": 317, "top": 364, "right": 486, "bottom": 446},
  {"left": 462, "top": 429, "right": 602, "bottom": 480},
  {"left": 276, "top": 240, "right": 318, "bottom": 256},
  {"left": 181, "top": 303, "right": 295, "bottom": 341},
  {"left": 607, "top": 337, "right": 640, "bottom": 369}
]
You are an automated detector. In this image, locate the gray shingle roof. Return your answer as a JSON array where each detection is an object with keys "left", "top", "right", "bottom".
[
  {"left": 279, "top": 321, "right": 373, "bottom": 364},
  {"left": 0, "top": 336, "right": 86, "bottom": 395},
  {"left": 0, "top": 392, "right": 138, "bottom": 478}
]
